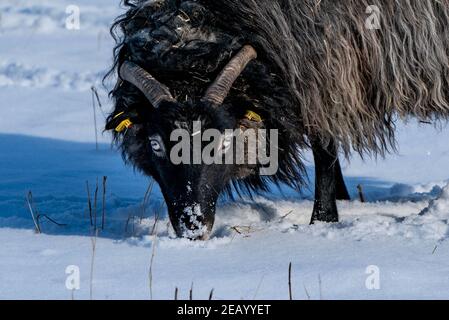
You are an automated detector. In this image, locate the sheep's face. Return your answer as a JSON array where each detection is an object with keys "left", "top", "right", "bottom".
[
  {"left": 124, "top": 101, "right": 243, "bottom": 240},
  {"left": 108, "top": 45, "right": 260, "bottom": 240}
]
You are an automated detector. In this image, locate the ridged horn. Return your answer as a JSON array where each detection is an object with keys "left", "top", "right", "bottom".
[
  {"left": 202, "top": 45, "right": 257, "bottom": 105},
  {"left": 119, "top": 61, "right": 175, "bottom": 108}
]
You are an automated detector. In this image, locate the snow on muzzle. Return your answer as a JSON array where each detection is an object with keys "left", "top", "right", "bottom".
[{"left": 168, "top": 200, "right": 216, "bottom": 240}]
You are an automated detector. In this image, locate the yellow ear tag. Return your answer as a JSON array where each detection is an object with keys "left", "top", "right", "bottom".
[
  {"left": 115, "top": 119, "right": 133, "bottom": 132},
  {"left": 245, "top": 110, "right": 262, "bottom": 122},
  {"left": 113, "top": 112, "right": 133, "bottom": 132}
]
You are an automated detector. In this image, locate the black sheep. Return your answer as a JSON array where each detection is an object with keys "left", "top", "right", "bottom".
[{"left": 105, "top": 0, "right": 449, "bottom": 239}]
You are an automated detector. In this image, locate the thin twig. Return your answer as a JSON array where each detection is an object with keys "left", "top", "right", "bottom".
[
  {"left": 36, "top": 214, "right": 67, "bottom": 227},
  {"left": 209, "top": 289, "right": 214, "bottom": 300},
  {"left": 86, "top": 181, "right": 93, "bottom": 226},
  {"left": 279, "top": 210, "right": 293, "bottom": 222},
  {"left": 149, "top": 237, "right": 157, "bottom": 300},
  {"left": 101, "top": 176, "right": 107, "bottom": 230},
  {"left": 91, "top": 86, "right": 106, "bottom": 119},
  {"left": 432, "top": 245, "right": 438, "bottom": 254},
  {"left": 231, "top": 226, "right": 242, "bottom": 234},
  {"left": 189, "top": 283, "right": 193, "bottom": 300},
  {"left": 149, "top": 206, "right": 160, "bottom": 300},
  {"left": 288, "top": 262, "right": 293, "bottom": 300},
  {"left": 174, "top": 287, "right": 178, "bottom": 300},
  {"left": 230, "top": 225, "right": 254, "bottom": 235},
  {"left": 91, "top": 87, "right": 99, "bottom": 151},
  {"left": 151, "top": 202, "right": 164, "bottom": 236},
  {"left": 26, "top": 191, "right": 41, "bottom": 233},
  {"left": 140, "top": 181, "right": 154, "bottom": 223},
  {"left": 90, "top": 228, "right": 98, "bottom": 300},
  {"left": 125, "top": 183, "right": 156, "bottom": 236},
  {"left": 303, "top": 284, "right": 311, "bottom": 300},
  {"left": 93, "top": 178, "right": 99, "bottom": 231}
]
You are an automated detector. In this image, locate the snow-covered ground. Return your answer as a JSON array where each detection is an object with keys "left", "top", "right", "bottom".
[{"left": 1, "top": 0, "right": 449, "bottom": 300}]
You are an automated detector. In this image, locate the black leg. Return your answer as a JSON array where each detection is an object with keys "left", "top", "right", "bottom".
[
  {"left": 335, "top": 157, "right": 351, "bottom": 200},
  {"left": 310, "top": 137, "right": 339, "bottom": 223}
]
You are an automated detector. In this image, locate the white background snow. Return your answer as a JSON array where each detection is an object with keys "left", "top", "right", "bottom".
[{"left": 1, "top": 0, "right": 449, "bottom": 300}]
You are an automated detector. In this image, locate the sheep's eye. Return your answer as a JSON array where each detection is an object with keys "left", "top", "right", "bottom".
[
  {"left": 150, "top": 140, "right": 162, "bottom": 152},
  {"left": 149, "top": 135, "right": 165, "bottom": 156}
]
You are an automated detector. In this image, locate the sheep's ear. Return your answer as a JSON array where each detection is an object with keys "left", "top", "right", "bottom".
[{"left": 105, "top": 110, "right": 140, "bottom": 133}]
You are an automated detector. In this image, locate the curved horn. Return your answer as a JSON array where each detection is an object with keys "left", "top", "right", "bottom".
[
  {"left": 119, "top": 61, "right": 175, "bottom": 108},
  {"left": 202, "top": 45, "right": 257, "bottom": 105}
]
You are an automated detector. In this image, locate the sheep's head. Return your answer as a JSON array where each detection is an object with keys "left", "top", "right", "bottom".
[{"left": 107, "top": 46, "right": 274, "bottom": 240}]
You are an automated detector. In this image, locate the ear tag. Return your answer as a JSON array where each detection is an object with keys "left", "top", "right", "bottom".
[
  {"left": 111, "top": 111, "right": 133, "bottom": 133},
  {"left": 244, "top": 110, "right": 262, "bottom": 122},
  {"left": 115, "top": 119, "right": 133, "bottom": 132}
]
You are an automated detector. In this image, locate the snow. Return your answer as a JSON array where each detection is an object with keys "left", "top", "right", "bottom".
[
  {"left": 1, "top": 0, "right": 449, "bottom": 299},
  {"left": 182, "top": 204, "right": 208, "bottom": 239}
]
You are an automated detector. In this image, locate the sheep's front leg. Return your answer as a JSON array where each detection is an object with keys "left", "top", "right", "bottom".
[{"left": 310, "top": 137, "right": 341, "bottom": 223}]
